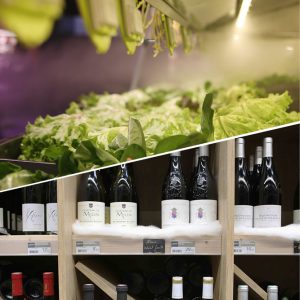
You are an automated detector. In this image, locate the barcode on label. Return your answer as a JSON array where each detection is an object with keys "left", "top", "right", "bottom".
[
  {"left": 234, "top": 240, "right": 256, "bottom": 254},
  {"left": 28, "top": 242, "right": 52, "bottom": 255},
  {"left": 171, "top": 241, "right": 196, "bottom": 254},
  {"left": 75, "top": 241, "right": 100, "bottom": 255}
]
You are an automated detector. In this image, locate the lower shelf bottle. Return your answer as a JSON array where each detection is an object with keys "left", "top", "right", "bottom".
[
  {"left": 202, "top": 277, "right": 214, "bottom": 300},
  {"left": 117, "top": 284, "right": 128, "bottom": 300},
  {"left": 11, "top": 272, "right": 23, "bottom": 300},
  {"left": 83, "top": 283, "right": 95, "bottom": 300},
  {"left": 268, "top": 285, "right": 278, "bottom": 300},
  {"left": 43, "top": 272, "right": 55, "bottom": 300},
  {"left": 24, "top": 277, "right": 43, "bottom": 300},
  {"left": 237, "top": 285, "right": 248, "bottom": 300},
  {"left": 172, "top": 276, "right": 183, "bottom": 300}
]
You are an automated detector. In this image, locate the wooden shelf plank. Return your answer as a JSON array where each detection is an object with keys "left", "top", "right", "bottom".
[
  {"left": 0, "top": 235, "right": 58, "bottom": 256},
  {"left": 72, "top": 235, "right": 221, "bottom": 255}
]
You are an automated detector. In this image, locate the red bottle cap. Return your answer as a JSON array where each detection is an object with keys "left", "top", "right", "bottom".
[
  {"left": 11, "top": 272, "right": 23, "bottom": 296},
  {"left": 43, "top": 272, "right": 54, "bottom": 296}
]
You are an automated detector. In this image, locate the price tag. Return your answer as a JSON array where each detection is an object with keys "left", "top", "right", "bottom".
[
  {"left": 75, "top": 241, "right": 100, "bottom": 255},
  {"left": 28, "top": 242, "right": 52, "bottom": 255},
  {"left": 294, "top": 241, "right": 300, "bottom": 254},
  {"left": 171, "top": 241, "right": 196, "bottom": 254},
  {"left": 234, "top": 240, "right": 256, "bottom": 254},
  {"left": 143, "top": 239, "right": 165, "bottom": 254}
]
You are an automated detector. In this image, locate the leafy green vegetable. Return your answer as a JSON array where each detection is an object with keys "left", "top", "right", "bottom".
[
  {"left": 154, "top": 135, "right": 189, "bottom": 154},
  {"left": 128, "top": 118, "right": 146, "bottom": 150},
  {"left": 0, "top": 162, "right": 21, "bottom": 179},
  {"left": 200, "top": 93, "right": 214, "bottom": 141},
  {"left": 121, "top": 144, "right": 146, "bottom": 161}
]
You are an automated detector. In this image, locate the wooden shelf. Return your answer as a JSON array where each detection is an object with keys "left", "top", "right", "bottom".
[
  {"left": 0, "top": 235, "right": 58, "bottom": 256},
  {"left": 234, "top": 235, "right": 297, "bottom": 256},
  {"left": 72, "top": 235, "right": 222, "bottom": 255}
]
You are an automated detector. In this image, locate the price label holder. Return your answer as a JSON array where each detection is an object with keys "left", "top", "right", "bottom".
[
  {"left": 171, "top": 241, "right": 196, "bottom": 254},
  {"left": 294, "top": 241, "right": 300, "bottom": 254},
  {"left": 75, "top": 241, "right": 100, "bottom": 255},
  {"left": 28, "top": 242, "right": 52, "bottom": 255},
  {"left": 143, "top": 239, "right": 165, "bottom": 254},
  {"left": 234, "top": 240, "right": 256, "bottom": 255}
]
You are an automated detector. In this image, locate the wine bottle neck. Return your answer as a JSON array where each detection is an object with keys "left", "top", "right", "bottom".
[
  {"left": 196, "top": 156, "right": 209, "bottom": 173},
  {"left": 170, "top": 157, "right": 183, "bottom": 173}
]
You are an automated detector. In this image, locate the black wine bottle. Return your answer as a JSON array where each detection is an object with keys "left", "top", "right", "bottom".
[
  {"left": 0, "top": 192, "right": 6, "bottom": 234},
  {"left": 234, "top": 138, "right": 252, "bottom": 228},
  {"left": 43, "top": 272, "right": 55, "bottom": 300},
  {"left": 250, "top": 146, "right": 263, "bottom": 207},
  {"left": 6, "top": 197, "right": 11, "bottom": 234},
  {"left": 0, "top": 278, "right": 12, "bottom": 299},
  {"left": 11, "top": 272, "right": 24, "bottom": 300},
  {"left": 189, "top": 148, "right": 200, "bottom": 184},
  {"left": 110, "top": 164, "right": 138, "bottom": 227},
  {"left": 24, "top": 277, "right": 43, "bottom": 300},
  {"left": 77, "top": 171, "right": 106, "bottom": 225},
  {"left": 171, "top": 276, "right": 183, "bottom": 300},
  {"left": 293, "top": 183, "right": 299, "bottom": 224},
  {"left": 237, "top": 285, "right": 248, "bottom": 300},
  {"left": 22, "top": 185, "right": 45, "bottom": 234},
  {"left": 10, "top": 190, "right": 18, "bottom": 235},
  {"left": 83, "top": 284, "right": 95, "bottom": 300},
  {"left": 117, "top": 284, "right": 128, "bottom": 300},
  {"left": 254, "top": 138, "right": 281, "bottom": 228},
  {"left": 162, "top": 152, "right": 188, "bottom": 228},
  {"left": 46, "top": 181, "right": 58, "bottom": 234},
  {"left": 248, "top": 155, "right": 254, "bottom": 178},
  {"left": 189, "top": 146, "right": 218, "bottom": 224}
]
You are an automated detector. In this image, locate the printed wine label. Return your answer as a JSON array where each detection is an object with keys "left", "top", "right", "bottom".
[
  {"left": 161, "top": 199, "right": 189, "bottom": 228},
  {"left": 110, "top": 202, "right": 137, "bottom": 226},
  {"left": 293, "top": 209, "right": 300, "bottom": 224},
  {"left": 254, "top": 205, "right": 281, "bottom": 228},
  {"left": 78, "top": 201, "right": 105, "bottom": 224},
  {"left": 190, "top": 200, "right": 217, "bottom": 224},
  {"left": 0, "top": 208, "right": 3, "bottom": 228},
  {"left": 234, "top": 205, "right": 253, "bottom": 228},
  {"left": 46, "top": 203, "right": 58, "bottom": 232},
  {"left": 22, "top": 204, "right": 45, "bottom": 232}
]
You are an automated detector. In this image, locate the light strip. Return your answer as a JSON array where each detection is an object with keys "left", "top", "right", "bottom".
[{"left": 236, "top": 0, "right": 252, "bottom": 29}]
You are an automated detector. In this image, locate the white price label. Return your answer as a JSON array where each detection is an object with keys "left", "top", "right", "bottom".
[
  {"left": 76, "top": 241, "right": 100, "bottom": 255},
  {"left": 171, "top": 241, "right": 195, "bottom": 254},
  {"left": 234, "top": 240, "right": 256, "bottom": 254},
  {"left": 28, "top": 242, "right": 52, "bottom": 255}
]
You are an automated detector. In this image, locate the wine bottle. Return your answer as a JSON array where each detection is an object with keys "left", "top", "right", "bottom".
[
  {"left": 16, "top": 198, "right": 22, "bottom": 234},
  {"left": 293, "top": 183, "right": 299, "bottom": 224},
  {"left": 10, "top": 190, "right": 18, "bottom": 235},
  {"left": 43, "top": 272, "right": 55, "bottom": 300},
  {"left": 234, "top": 138, "right": 253, "bottom": 228},
  {"left": 267, "top": 285, "right": 278, "bottom": 300},
  {"left": 189, "top": 145, "right": 218, "bottom": 224},
  {"left": 254, "top": 138, "right": 281, "bottom": 228},
  {"left": 171, "top": 276, "right": 183, "bottom": 300},
  {"left": 0, "top": 192, "right": 6, "bottom": 234},
  {"left": 117, "top": 284, "right": 128, "bottom": 300},
  {"left": 24, "top": 277, "right": 43, "bottom": 300},
  {"left": 22, "top": 185, "right": 45, "bottom": 234},
  {"left": 6, "top": 197, "right": 11, "bottom": 234},
  {"left": 123, "top": 271, "right": 145, "bottom": 296},
  {"left": 162, "top": 152, "right": 189, "bottom": 228},
  {"left": 46, "top": 181, "right": 58, "bottom": 234},
  {"left": 83, "top": 284, "right": 95, "bottom": 300},
  {"left": 237, "top": 285, "right": 248, "bottom": 300},
  {"left": 110, "top": 164, "right": 138, "bottom": 227},
  {"left": 248, "top": 155, "right": 254, "bottom": 178},
  {"left": 147, "top": 271, "right": 170, "bottom": 298},
  {"left": 251, "top": 146, "right": 263, "bottom": 207},
  {"left": 11, "top": 272, "right": 23, "bottom": 300},
  {"left": 202, "top": 277, "right": 213, "bottom": 300},
  {"left": 77, "top": 171, "right": 106, "bottom": 225},
  {"left": 190, "top": 148, "right": 200, "bottom": 184},
  {"left": 0, "top": 278, "right": 12, "bottom": 299}
]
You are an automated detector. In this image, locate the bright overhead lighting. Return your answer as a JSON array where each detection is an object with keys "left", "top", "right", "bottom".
[
  {"left": 236, "top": 0, "right": 252, "bottom": 29},
  {"left": 286, "top": 46, "right": 294, "bottom": 52}
]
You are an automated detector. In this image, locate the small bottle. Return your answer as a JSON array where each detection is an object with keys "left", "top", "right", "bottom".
[
  {"left": 117, "top": 284, "right": 128, "bottom": 300},
  {"left": 43, "top": 272, "right": 55, "bottom": 300},
  {"left": 267, "top": 285, "right": 278, "bottom": 300},
  {"left": 11, "top": 272, "right": 24, "bottom": 300},
  {"left": 171, "top": 276, "right": 183, "bottom": 300},
  {"left": 83, "top": 284, "right": 95, "bottom": 300},
  {"left": 250, "top": 146, "right": 263, "bottom": 207},
  {"left": 46, "top": 181, "right": 58, "bottom": 234},
  {"left": 202, "top": 277, "right": 213, "bottom": 299},
  {"left": 237, "top": 285, "right": 248, "bottom": 300}
]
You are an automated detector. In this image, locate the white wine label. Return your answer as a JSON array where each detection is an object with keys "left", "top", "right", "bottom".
[
  {"left": 28, "top": 242, "right": 51, "bottom": 255},
  {"left": 190, "top": 200, "right": 217, "bottom": 224},
  {"left": 254, "top": 205, "right": 281, "bottom": 228},
  {"left": 171, "top": 241, "right": 196, "bottom": 254},
  {"left": 0, "top": 208, "right": 3, "bottom": 228},
  {"left": 78, "top": 201, "right": 105, "bottom": 224},
  {"left": 46, "top": 203, "right": 58, "bottom": 232},
  {"left": 11, "top": 213, "right": 16, "bottom": 231},
  {"left": 75, "top": 241, "right": 100, "bottom": 255},
  {"left": 7, "top": 211, "right": 10, "bottom": 230},
  {"left": 105, "top": 206, "right": 110, "bottom": 224},
  {"left": 293, "top": 209, "right": 300, "bottom": 224},
  {"left": 234, "top": 205, "right": 253, "bottom": 228},
  {"left": 17, "top": 215, "right": 22, "bottom": 232},
  {"left": 22, "top": 203, "right": 45, "bottom": 232},
  {"left": 161, "top": 199, "right": 189, "bottom": 228},
  {"left": 110, "top": 202, "right": 137, "bottom": 227},
  {"left": 234, "top": 240, "right": 256, "bottom": 254}
]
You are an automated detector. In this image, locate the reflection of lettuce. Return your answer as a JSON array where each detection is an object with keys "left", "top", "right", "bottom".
[
  {"left": 20, "top": 81, "right": 299, "bottom": 175},
  {"left": 0, "top": 162, "right": 51, "bottom": 190}
]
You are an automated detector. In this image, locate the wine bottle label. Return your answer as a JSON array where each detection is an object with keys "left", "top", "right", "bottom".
[
  {"left": 17, "top": 215, "right": 22, "bottom": 232},
  {"left": 110, "top": 202, "right": 137, "bottom": 227},
  {"left": 46, "top": 203, "right": 58, "bottom": 232},
  {"left": 190, "top": 199, "right": 217, "bottom": 224},
  {"left": 294, "top": 209, "right": 300, "bottom": 224},
  {"left": 0, "top": 208, "right": 3, "bottom": 228},
  {"left": 254, "top": 205, "right": 281, "bottom": 228},
  {"left": 22, "top": 203, "right": 45, "bottom": 232},
  {"left": 11, "top": 213, "right": 16, "bottom": 231},
  {"left": 234, "top": 205, "right": 253, "bottom": 228},
  {"left": 161, "top": 200, "right": 189, "bottom": 228},
  {"left": 78, "top": 201, "right": 105, "bottom": 224},
  {"left": 105, "top": 206, "right": 110, "bottom": 224},
  {"left": 7, "top": 211, "right": 10, "bottom": 230}
]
